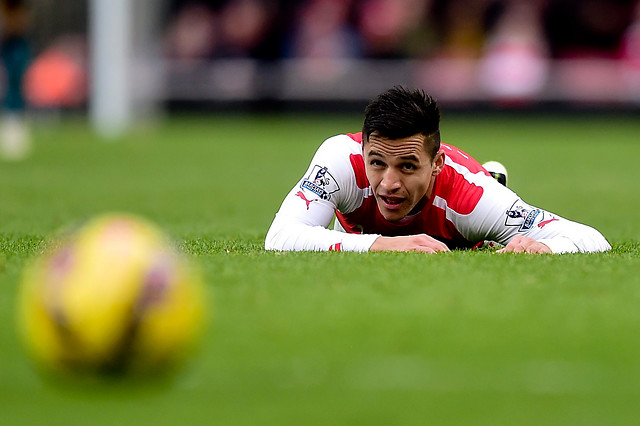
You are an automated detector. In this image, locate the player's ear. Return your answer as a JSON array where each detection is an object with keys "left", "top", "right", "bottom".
[{"left": 432, "top": 151, "right": 445, "bottom": 176}]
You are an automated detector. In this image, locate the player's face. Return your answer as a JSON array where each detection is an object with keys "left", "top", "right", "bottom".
[{"left": 364, "top": 133, "right": 443, "bottom": 222}]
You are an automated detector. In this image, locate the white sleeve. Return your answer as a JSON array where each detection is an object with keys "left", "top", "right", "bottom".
[
  {"left": 457, "top": 175, "right": 611, "bottom": 253},
  {"left": 265, "top": 136, "right": 381, "bottom": 252}
]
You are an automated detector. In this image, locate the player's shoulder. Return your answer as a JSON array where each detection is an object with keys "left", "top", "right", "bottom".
[
  {"left": 312, "top": 133, "right": 365, "bottom": 175},
  {"left": 440, "top": 142, "right": 487, "bottom": 175},
  {"left": 295, "top": 133, "right": 366, "bottom": 210},
  {"left": 318, "top": 132, "right": 364, "bottom": 155}
]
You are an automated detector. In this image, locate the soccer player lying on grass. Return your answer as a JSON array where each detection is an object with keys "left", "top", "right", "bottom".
[{"left": 265, "top": 86, "right": 611, "bottom": 254}]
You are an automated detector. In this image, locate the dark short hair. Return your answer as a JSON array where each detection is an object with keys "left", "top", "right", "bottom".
[{"left": 362, "top": 86, "right": 441, "bottom": 160}]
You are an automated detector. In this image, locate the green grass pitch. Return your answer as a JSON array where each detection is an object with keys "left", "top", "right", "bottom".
[{"left": 1, "top": 112, "right": 640, "bottom": 425}]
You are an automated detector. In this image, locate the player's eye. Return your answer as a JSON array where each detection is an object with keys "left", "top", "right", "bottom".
[
  {"left": 370, "top": 159, "right": 385, "bottom": 167},
  {"left": 402, "top": 163, "right": 417, "bottom": 171}
]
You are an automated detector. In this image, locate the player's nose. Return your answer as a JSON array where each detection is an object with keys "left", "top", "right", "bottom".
[{"left": 380, "top": 169, "right": 402, "bottom": 191}]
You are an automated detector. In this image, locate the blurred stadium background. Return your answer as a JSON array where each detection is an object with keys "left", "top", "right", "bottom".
[{"left": 10, "top": 0, "right": 640, "bottom": 131}]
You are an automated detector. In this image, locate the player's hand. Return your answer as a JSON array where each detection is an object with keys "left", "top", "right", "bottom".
[
  {"left": 497, "top": 236, "right": 552, "bottom": 254},
  {"left": 370, "top": 234, "right": 450, "bottom": 253}
]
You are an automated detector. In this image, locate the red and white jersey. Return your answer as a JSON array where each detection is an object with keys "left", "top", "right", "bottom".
[{"left": 265, "top": 133, "right": 610, "bottom": 253}]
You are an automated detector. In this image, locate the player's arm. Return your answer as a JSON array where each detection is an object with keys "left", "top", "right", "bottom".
[
  {"left": 504, "top": 215, "right": 611, "bottom": 254},
  {"left": 265, "top": 136, "right": 380, "bottom": 252},
  {"left": 369, "top": 234, "right": 450, "bottom": 253},
  {"left": 267, "top": 198, "right": 450, "bottom": 253},
  {"left": 463, "top": 178, "right": 611, "bottom": 254},
  {"left": 496, "top": 235, "right": 553, "bottom": 254},
  {"left": 265, "top": 187, "right": 380, "bottom": 252}
]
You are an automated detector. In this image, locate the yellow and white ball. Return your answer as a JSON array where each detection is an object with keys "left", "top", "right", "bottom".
[{"left": 18, "top": 214, "right": 205, "bottom": 376}]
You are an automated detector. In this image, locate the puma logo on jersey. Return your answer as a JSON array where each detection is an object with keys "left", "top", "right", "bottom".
[
  {"left": 296, "top": 191, "right": 317, "bottom": 210},
  {"left": 537, "top": 217, "right": 559, "bottom": 228}
]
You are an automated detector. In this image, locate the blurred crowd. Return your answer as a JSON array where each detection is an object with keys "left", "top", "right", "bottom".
[
  {"left": 164, "top": 0, "right": 640, "bottom": 62},
  {"left": 4, "top": 0, "right": 640, "bottom": 115}
]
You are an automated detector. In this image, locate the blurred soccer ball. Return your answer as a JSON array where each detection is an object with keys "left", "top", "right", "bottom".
[
  {"left": 18, "top": 214, "right": 205, "bottom": 376},
  {"left": 482, "top": 161, "right": 509, "bottom": 187}
]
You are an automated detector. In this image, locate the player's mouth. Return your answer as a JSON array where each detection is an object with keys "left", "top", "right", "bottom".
[{"left": 379, "top": 195, "right": 406, "bottom": 211}]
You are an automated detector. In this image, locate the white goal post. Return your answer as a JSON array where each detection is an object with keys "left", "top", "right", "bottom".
[{"left": 89, "top": 0, "right": 164, "bottom": 139}]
